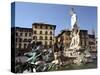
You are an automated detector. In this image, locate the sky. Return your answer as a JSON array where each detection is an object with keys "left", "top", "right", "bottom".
[{"left": 12, "top": 2, "right": 97, "bottom": 36}]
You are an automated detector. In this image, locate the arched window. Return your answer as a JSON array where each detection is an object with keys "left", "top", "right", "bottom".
[
  {"left": 40, "top": 25, "right": 42, "bottom": 29},
  {"left": 45, "top": 31, "right": 48, "bottom": 35},
  {"left": 19, "top": 38, "right": 22, "bottom": 42},
  {"left": 40, "top": 36, "right": 43, "bottom": 40},
  {"left": 50, "top": 31, "right": 52, "bottom": 34},
  {"left": 46, "top": 26, "right": 48, "bottom": 29},
  {"left": 40, "top": 31, "right": 42, "bottom": 34},
  {"left": 45, "top": 36, "right": 48, "bottom": 40},
  {"left": 34, "top": 31, "right": 37, "bottom": 34},
  {"left": 23, "top": 39, "right": 27, "bottom": 42},
  {"left": 50, "top": 36, "right": 52, "bottom": 40},
  {"left": 33, "top": 36, "right": 37, "bottom": 40}
]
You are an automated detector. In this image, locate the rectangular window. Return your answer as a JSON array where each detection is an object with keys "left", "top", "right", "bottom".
[
  {"left": 35, "top": 25, "right": 37, "bottom": 28},
  {"left": 19, "top": 43, "right": 21, "bottom": 48},
  {"left": 25, "top": 33, "right": 27, "bottom": 36},
  {"left": 29, "top": 33, "right": 31, "bottom": 36},
  {"left": 16, "top": 32, "right": 18, "bottom": 36},
  {"left": 46, "top": 26, "right": 48, "bottom": 29},
  {"left": 40, "top": 25, "right": 42, "bottom": 29},
  {"left": 50, "top": 26, "right": 52, "bottom": 29},
  {"left": 20, "top": 33, "right": 23, "bottom": 36}
]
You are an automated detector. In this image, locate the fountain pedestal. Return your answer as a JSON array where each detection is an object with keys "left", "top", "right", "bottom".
[{"left": 64, "top": 8, "right": 88, "bottom": 65}]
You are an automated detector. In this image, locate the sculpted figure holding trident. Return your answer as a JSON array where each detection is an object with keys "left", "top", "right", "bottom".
[
  {"left": 70, "top": 8, "right": 77, "bottom": 29},
  {"left": 69, "top": 8, "right": 80, "bottom": 49}
]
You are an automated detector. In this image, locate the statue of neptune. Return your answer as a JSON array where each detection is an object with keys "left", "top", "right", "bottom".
[
  {"left": 69, "top": 8, "right": 80, "bottom": 49},
  {"left": 70, "top": 8, "right": 77, "bottom": 29}
]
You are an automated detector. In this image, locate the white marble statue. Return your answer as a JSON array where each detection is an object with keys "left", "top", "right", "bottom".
[
  {"left": 70, "top": 29, "right": 80, "bottom": 49},
  {"left": 70, "top": 8, "right": 77, "bottom": 29},
  {"left": 69, "top": 8, "right": 80, "bottom": 49}
]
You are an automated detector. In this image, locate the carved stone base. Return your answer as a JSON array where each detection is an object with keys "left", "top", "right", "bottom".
[
  {"left": 64, "top": 47, "right": 86, "bottom": 65},
  {"left": 64, "top": 46, "right": 92, "bottom": 65}
]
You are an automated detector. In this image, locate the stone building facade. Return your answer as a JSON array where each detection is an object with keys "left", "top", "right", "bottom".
[
  {"left": 88, "top": 34, "right": 96, "bottom": 51},
  {"left": 79, "top": 30, "right": 89, "bottom": 48},
  {"left": 11, "top": 24, "right": 96, "bottom": 56},
  {"left": 32, "top": 23, "right": 56, "bottom": 49},
  {"left": 55, "top": 30, "right": 71, "bottom": 49},
  {"left": 15, "top": 27, "right": 32, "bottom": 53}
]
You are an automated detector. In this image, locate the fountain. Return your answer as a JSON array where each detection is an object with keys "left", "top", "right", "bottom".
[{"left": 64, "top": 8, "right": 91, "bottom": 65}]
